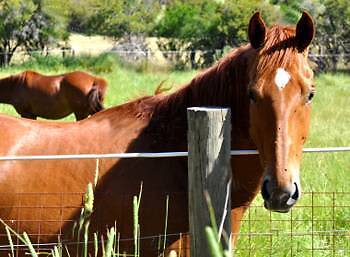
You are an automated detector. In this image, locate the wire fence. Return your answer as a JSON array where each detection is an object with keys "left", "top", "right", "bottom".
[
  {"left": 0, "top": 191, "right": 349, "bottom": 256},
  {"left": 236, "top": 192, "right": 350, "bottom": 257},
  {"left": 0, "top": 147, "right": 348, "bottom": 256},
  {"left": 5, "top": 47, "right": 350, "bottom": 57},
  {"left": 0, "top": 147, "right": 348, "bottom": 161},
  {"left": 6, "top": 47, "right": 350, "bottom": 73}
]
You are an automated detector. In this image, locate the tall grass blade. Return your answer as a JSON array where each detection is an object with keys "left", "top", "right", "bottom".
[
  {"left": 162, "top": 195, "right": 169, "bottom": 255},
  {"left": 0, "top": 219, "right": 34, "bottom": 256},
  {"left": 94, "top": 232, "right": 98, "bottom": 257},
  {"left": 218, "top": 181, "right": 231, "bottom": 241},
  {"left": 105, "top": 227, "right": 115, "bottom": 257},
  {"left": 76, "top": 208, "right": 84, "bottom": 257},
  {"left": 83, "top": 221, "right": 90, "bottom": 257},
  {"left": 101, "top": 234, "right": 105, "bottom": 257},
  {"left": 94, "top": 159, "right": 100, "bottom": 188},
  {"left": 132, "top": 182, "right": 143, "bottom": 257},
  {"left": 205, "top": 227, "right": 223, "bottom": 257},
  {"left": 133, "top": 196, "right": 139, "bottom": 257},
  {"left": 204, "top": 191, "right": 219, "bottom": 240},
  {"left": 64, "top": 245, "right": 71, "bottom": 257},
  {"left": 5, "top": 226, "right": 14, "bottom": 257},
  {"left": 137, "top": 182, "right": 143, "bottom": 209},
  {"left": 22, "top": 232, "right": 38, "bottom": 257},
  {"left": 113, "top": 222, "right": 117, "bottom": 254},
  {"left": 52, "top": 245, "right": 60, "bottom": 257},
  {"left": 116, "top": 232, "right": 120, "bottom": 257}
]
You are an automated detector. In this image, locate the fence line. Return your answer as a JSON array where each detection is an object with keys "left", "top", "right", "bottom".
[
  {"left": 0, "top": 229, "right": 348, "bottom": 250},
  {"left": 0, "top": 147, "right": 348, "bottom": 161},
  {"left": 4, "top": 48, "right": 350, "bottom": 57}
]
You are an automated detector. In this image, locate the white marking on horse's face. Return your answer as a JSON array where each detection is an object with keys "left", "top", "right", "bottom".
[{"left": 274, "top": 68, "right": 291, "bottom": 90}]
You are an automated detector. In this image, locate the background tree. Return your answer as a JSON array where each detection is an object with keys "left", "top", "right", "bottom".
[
  {"left": 270, "top": 0, "right": 350, "bottom": 71},
  {"left": 0, "top": 0, "right": 35, "bottom": 65},
  {"left": 68, "top": 0, "right": 98, "bottom": 33},
  {"left": 154, "top": 0, "right": 280, "bottom": 68},
  {"left": 0, "top": 0, "right": 69, "bottom": 66},
  {"left": 23, "top": 0, "right": 70, "bottom": 55},
  {"left": 313, "top": 0, "right": 350, "bottom": 71},
  {"left": 82, "top": 0, "right": 161, "bottom": 39}
]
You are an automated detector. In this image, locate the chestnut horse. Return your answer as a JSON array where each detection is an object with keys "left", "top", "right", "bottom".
[
  {"left": 0, "top": 12, "right": 315, "bottom": 256},
  {"left": 0, "top": 70, "right": 107, "bottom": 120}
]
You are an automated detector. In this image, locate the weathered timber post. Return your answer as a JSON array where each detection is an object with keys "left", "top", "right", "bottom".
[{"left": 187, "top": 107, "right": 232, "bottom": 257}]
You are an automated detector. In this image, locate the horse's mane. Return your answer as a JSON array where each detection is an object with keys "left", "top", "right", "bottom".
[{"left": 95, "top": 25, "right": 300, "bottom": 146}]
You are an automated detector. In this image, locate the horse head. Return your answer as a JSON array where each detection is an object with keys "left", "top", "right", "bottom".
[{"left": 247, "top": 12, "right": 315, "bottom": 212}]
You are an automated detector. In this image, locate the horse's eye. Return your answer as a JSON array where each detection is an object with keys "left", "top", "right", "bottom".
[
  {"left": 248, "top": 90, "right": 256, "bottom": 102},
  {"left": 307, "top": 91, "right": 315, "bottom": 103}
]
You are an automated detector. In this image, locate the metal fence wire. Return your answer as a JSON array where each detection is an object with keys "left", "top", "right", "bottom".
[
  {"left": 236, "top": 192, "right": 350, "bottom": 257},
  {"left": 0, "top": 148, "right": 348, "bottom": 256},
  {"left": 0, "top": 191, "right": 348, "bottom": 256}
]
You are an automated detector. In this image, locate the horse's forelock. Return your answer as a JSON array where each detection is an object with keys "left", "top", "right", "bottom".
[{"left": 257, "top": 25, "right": 300, "bottom": 74}]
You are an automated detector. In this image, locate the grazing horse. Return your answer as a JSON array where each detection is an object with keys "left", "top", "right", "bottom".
[
  {"left": 0, "top": 12, "right": 315, "bottom": 256},
  {"left": 0, "top": 70, "right": 107, "bottom": 120}
]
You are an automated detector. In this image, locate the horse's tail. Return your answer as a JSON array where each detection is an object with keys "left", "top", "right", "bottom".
[{"left": 87, "top": 79, "right": 107, "bottom": 114}]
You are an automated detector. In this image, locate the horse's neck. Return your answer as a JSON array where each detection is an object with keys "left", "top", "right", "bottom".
[
  {"left": 0, "top": 76, "right": 21, "bottom": 104},
  {"left": 149, "top": 48, "right": 252, "bottom": 149}
]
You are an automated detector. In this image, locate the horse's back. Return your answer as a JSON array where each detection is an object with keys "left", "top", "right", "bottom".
[{"left": 62, "top": 71, "right": 106, "bottom": 90}]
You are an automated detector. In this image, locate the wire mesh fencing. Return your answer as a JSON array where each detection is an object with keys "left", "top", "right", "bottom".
[
  {"left": 235, "top": 192, "right": 350, "bottom": 257},
  {"left": 0, "top": 191, "right": 348, "bottom": 256}
]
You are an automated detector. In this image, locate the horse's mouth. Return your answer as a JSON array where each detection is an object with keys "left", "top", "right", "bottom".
[{"left": 263, "top": 201, "right": 291, "bottom": 213}]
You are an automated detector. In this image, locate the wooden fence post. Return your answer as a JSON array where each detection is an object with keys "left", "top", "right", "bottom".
[{"left": 187, "top": 107, "right": 232, "bottom": 257}]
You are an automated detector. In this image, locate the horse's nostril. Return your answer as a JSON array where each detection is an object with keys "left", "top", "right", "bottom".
[
  {"left": 280, "top": 191, "right": 291, "bottom": 203},
  {"left": 291, "top": 182, "right": 299, "bottom": 200},
  {"left": 261, "top": 179, "right": 270, "bottom": 200}
]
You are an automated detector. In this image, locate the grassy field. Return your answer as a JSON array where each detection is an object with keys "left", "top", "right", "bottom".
[{"left": 0, "top": 55, "right": 349, "bottom": 256}]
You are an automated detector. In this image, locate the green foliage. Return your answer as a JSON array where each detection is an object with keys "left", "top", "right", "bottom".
[
  {"left": 78, "top": 0, "right": 161, "bottom": 39},
  {"left": 270, "top": 0, "right": 304, "bottom": 23},
  {"left": 155, "top": 0, "right": 280, "bottom": 68},
  {"left": 13, "top": 53, "right": 120, "bottom": 74},
  {"left": 0, "top": 0, "right": 36, "bottom": 65},
  {"left": 271, "top": 0, "right": 350, "bottom": 71},
  {"left": 67, "top": 0, "right": 97, "bottom": 32},
  {"left": 313, "top": 0, "right": 350, "bottom": 71},
  {"left": 0, "top": 0, "right": 69, "bottom": 66}
]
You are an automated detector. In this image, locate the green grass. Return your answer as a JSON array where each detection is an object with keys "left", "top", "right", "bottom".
[{"left": 0, "top": 55, "right": 349, "bottom": 256}]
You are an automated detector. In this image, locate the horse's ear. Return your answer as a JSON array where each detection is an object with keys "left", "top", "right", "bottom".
[
  {"left": 295, "top": 11, "right": 315, "bottom": 52},
  {"left": 248, "top": 12, "right": 266, "bottom": 49}
]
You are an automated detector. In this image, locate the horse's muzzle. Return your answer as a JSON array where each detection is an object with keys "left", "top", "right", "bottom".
[{"left": 261, "top": 179, "right": 300, "bottom": 212}]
